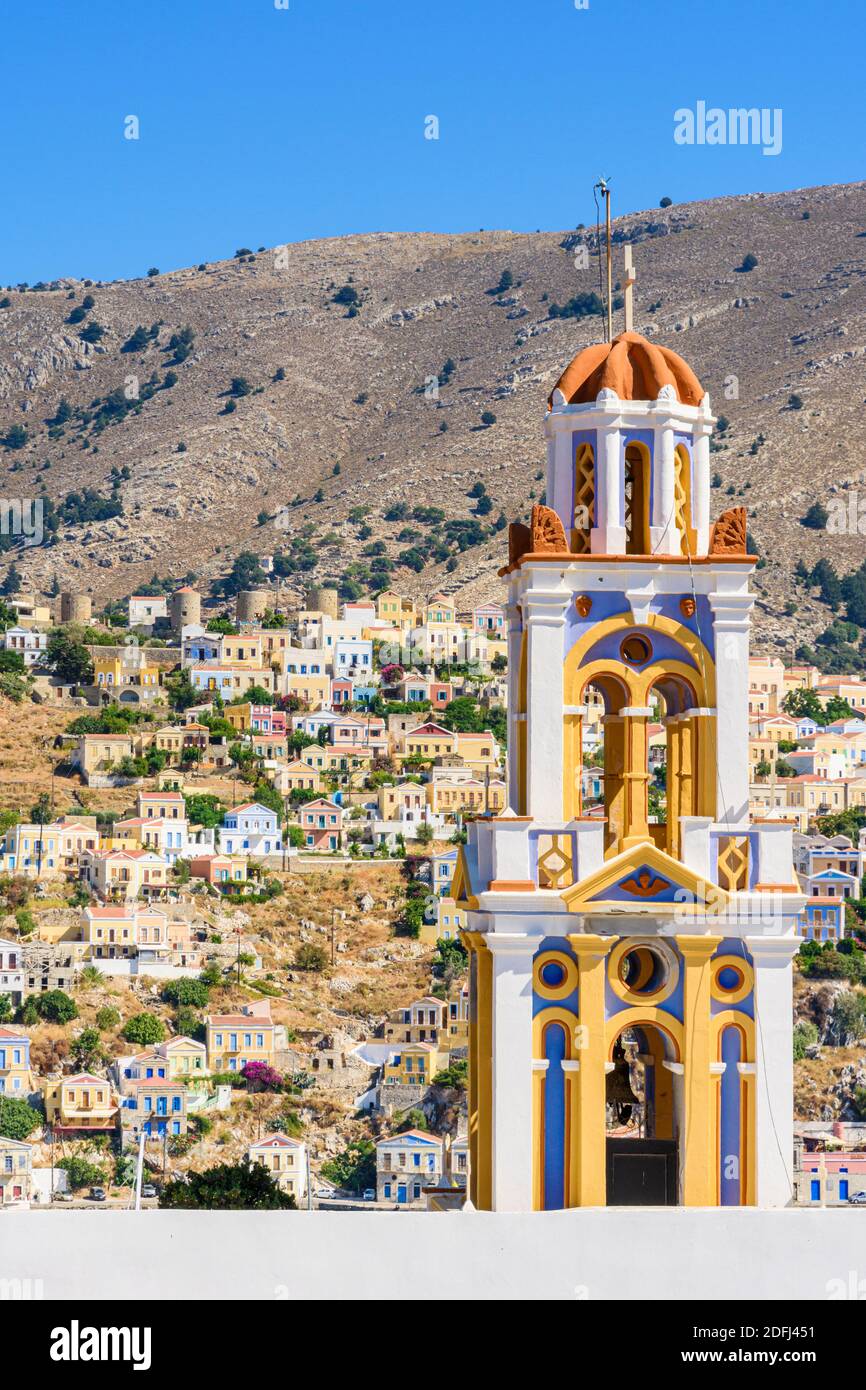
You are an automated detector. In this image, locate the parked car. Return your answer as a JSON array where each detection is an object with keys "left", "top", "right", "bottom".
[
  {"left": 141, "top": 1184, "right": 158, "bottom": 1199},
  {"left": 52, "top": 1190, "right": 73, "bottom": 1202},
  {"left": 88, "top": 1187, "right": 107, "bottom": 1202},
  {"left": 848, "top": 1191, "right": 866, "bottom": 1204},
  {"left": 362, "top": 1188, "right": 375, "bottom": 1202}
]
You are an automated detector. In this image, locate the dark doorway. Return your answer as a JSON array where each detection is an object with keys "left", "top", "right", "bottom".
[{"left": 606, "top": 1138, "right": 677, "bottom": 1205}]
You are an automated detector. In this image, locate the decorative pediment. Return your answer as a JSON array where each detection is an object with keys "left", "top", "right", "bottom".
[
  {"left": 709, "top": 506, "right": 747, "bottom": 556},
  {"left": 560, "top": 840, "right": 727, "bottom": 916},
  {"left": 530, "top": 504, "right": 569, "bottom": 556},
  {"left": 450, "top": 845, "right": 478, "bottom": 909}
]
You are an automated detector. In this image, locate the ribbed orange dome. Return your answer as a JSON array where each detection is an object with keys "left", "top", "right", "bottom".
[{"left": 549, "top": 331, "right": 704, "bottom": 408}]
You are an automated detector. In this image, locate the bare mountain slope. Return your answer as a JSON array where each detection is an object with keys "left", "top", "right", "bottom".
[{"left": 1, "top": 180, "right": 865, "bottom": 652}]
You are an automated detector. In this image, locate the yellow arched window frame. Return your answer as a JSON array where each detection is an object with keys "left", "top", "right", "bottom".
[{"left": 674, "top": 443, "right": 697, "bottom": 555}]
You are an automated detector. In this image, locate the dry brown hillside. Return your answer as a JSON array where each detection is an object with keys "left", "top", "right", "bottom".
[{"left": 2, "top": 180, "right": 865, "bottom": 653}]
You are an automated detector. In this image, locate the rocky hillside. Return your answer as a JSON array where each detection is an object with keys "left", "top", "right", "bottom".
[{"left": 1, "top": 180, "right": 865, "bottom": 652}]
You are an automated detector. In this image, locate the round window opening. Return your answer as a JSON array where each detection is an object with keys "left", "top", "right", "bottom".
[
  {"left": 540, "top": 960, "right": 566, "bottom": 989},
  {"left": 620, "top": 633, "right": 652, "bottom": 667},
  {"left": 618, "top": 943, "right": 669, "bottom": 997},
  {"left": 717, "top": 964, "right": 744, "bottom": 993}
]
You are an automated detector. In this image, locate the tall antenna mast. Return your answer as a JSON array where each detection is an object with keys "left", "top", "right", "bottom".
[{"left": 594, "top": 176, "right": 613, "bottom": 342}]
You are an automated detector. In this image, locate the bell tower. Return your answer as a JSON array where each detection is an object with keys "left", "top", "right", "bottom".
[{"left": 457, "top": 331, "right": 803, "bottom": 1213}]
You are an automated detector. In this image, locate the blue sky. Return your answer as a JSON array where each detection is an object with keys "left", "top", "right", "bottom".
[{"left": 2, "top": 0, "right": 861, "bottom": 284}]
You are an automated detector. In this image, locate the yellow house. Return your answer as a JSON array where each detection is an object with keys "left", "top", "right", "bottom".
[
  {"left": 446, "top": 984, "right": 470, "bottom": 1045},
  {"left": 273, "top": 760, "right": 322, "bottom": 796},
  {"left": 284, "top": 673, "right": 330, "bottom": 709},
  {"left": 137, "top": 790, "right": 186, "bottom": 821},
  {"left": 786, "top": 777, "right": 853, "bottom": 816},
  {"left": 80, "top": 848, "right": 169, "bottom": 901},
  {"left": 0, "top": 823, "right": 62, "bottom": 877},
  {"left": 248, "top": 1134, "right": 307, "bottom": 1199},
  {"left": 156, "top": 1036, "right": 208, "bottom": 1081},
  {"left": 0, "top": 1027, "right": 33, "bottom": 1096},
  {"left": 220, "top": 634, "right": 263, "bottom": 666},
  {"left": 206, "top": 1005, "right": 276, "bottom": 1073},
  {"left": 420, "top": 894, "right": 466, "bottom": 945},
  {"left": 43, "top": 1073, "right": 118, "bottom": 1132},
  {"left": 426, "top": 778, "right": 506, "bottom": 816},
  {"left": 224, "top": 703, "right": 252, "bottom": 733},
  {"left": 72, "top": 733, "right": 136, "bottom": 781},
  {"left": 383, "top": 996, "right": 447, "bottom": 1045},
  {"left": 94, "top": 653, "right": 161, "bottom": 691},
  {"left": 376, "top": 590, "right": 416, "bottom": 628},
  {"left": 378, "top": 782, "right": 427, "bottom": 821},
  {"left": 382, "top": 1042, "right": 448, "bottom": 1087},
  {"left": 453, "top": 730, "right": 499, "bottom": 771},
  {"left": 424, "top": 594, "right": 457, "bottom": 625},
  {"left": 57, "top": 817, "right": 100, "bottom": 872},
  {"left": 748, "top": 735, "right": 779, "bottom": 775},
  {"left": 84, "top": 905, "right": 138, "bottom": 959},
  {"left": 401, "top": 722, "right": 456, "bottom": 761}
]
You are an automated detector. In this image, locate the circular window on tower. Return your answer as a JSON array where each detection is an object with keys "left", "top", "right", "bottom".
[
  {"left": 609, "top": 939, "right": 679, "bottom": 1005},
  {"left": 619, "top": 633, "right": 653, "bottom": 667},
  {"left": 711, "top": 954, "right": 754, "bottom": 1004},
  {"left": 533, "top": 949, "right": 578, "bottom": 1001}
]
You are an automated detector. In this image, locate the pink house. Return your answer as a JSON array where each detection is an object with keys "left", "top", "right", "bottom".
[
  {"left": 250, "top": 705, "right": 286, "bottom": 734},
  {"left": 299, "top": 799, "right": 344, "bottom": 852},
  {"left": 331, "top": 677, "right": 353, "bottom": 707}
]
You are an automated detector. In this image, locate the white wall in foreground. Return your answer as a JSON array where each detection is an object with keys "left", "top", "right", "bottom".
[{"left": 1, "top": 1209, "right": 865, "bottom": 1301}]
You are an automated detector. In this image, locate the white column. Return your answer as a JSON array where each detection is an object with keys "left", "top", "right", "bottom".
[
  {"left": 591, "top": 419, "right": 625, "bottom": 553},
  {"left": 506, "top": 599, "right": 523, "bottom": 811},
  {"left": 651, "top": 421, "right": 677, "bottom": 553},
  {"left": 487, "top": 933, "right": 536, "bottom": 1212},
  {"left": 709, "top": 591, "right": 754, "bottom": 825},
  {"left": 524, "top": 581, "right": 569, "bottom": 823},
  {"left": 746, "top": 935, "right": 800, "bottom": 1209},
  {"left": 693, "top": 423, "right": 712, "bottom": 554}
]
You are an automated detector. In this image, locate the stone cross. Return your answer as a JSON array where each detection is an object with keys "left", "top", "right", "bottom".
[{"left": 623, "top": 244, "right": 636, "bottom": 332}]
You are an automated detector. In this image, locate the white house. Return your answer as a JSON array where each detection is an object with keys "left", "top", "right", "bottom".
[
  {"left": 3, "top": 625, "right": 47, "bottom": 667},
  {"left": 333, "top": 638, "right": 373, "bottom": 682},
  {"left": 376, "top": 1130, "right": 444, "bottom": 1206},
  {"left": 128, "top": 595, "right": 168, "bottom": 629},
  {"left": 220, "top": 802, "right": 283, "bottom": 857},
  {"left": 0, "top": 939, "right": 25, "bottom": 1008}
]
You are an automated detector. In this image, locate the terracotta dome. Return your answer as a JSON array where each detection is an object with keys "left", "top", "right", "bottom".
[{"left": 549, "top": 330, "right": 704, "bottom": 408}]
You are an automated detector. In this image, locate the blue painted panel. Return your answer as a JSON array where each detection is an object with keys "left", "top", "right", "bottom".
[
  {"left": 543, "top": 1023, "right": 567, "bottom": 1211},
  {"left": 719, "top": 1025, "right": 743, "bottom": 1205}
]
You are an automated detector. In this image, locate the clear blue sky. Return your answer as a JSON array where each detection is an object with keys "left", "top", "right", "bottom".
[{"left": 2, "top": 0, "right": 861, "bottom": 284}]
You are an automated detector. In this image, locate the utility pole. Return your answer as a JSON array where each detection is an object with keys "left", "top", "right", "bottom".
[
  {"left": 134, "top": 1130, "right": 145, "bottom": 1211},
  {"left": 330, "top": 908, "right": 336, "bottom": 967},
  {"left": 594, "top": 176, "right": 613, "bottom": 343}
]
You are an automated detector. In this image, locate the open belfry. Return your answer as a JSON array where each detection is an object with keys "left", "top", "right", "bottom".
[{"left": 456, "top": 327, "right": 803, "bottom": 1211}]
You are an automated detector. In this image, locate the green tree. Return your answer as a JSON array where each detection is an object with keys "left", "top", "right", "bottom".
[
  {"left": 121, "top": 1012, "right": 166, "bottom": 1046},
  {"left": 72, "top": 1027, "right": 103, "bottom": 1069},
  {"left": 159, "top": 1161, "right": 296, "bottom": 1209},
  {"left": 36, "top": 989, "right": 78, "bottom": 1024},
  {"left": 58, "top": 1155, "right": 105, "bottom": 1190},
  {"left": 793, "top": 1020, "right": 819, "bottom": 1060},
  {"left": 161, "top": 977, "right": 210, "bottom": 1009},
  {"left": 45, "top": 630, "right": 94, "bottom": 685},
  {"left": 95, "top": 1006, "right": 121, "bottom": 1031},
  {"left": 320, "top": 1139, "right": 376, "bottom": 1194},
  {"left": 183, "top": 793, "right": 225, "bottom": 828},
  {"left": 295, "top": 942, "right": 328, "bottom": 971},
  {"left": 0, "top": 1095, "right": 42, "bottom": 1140}
]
